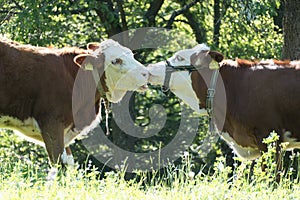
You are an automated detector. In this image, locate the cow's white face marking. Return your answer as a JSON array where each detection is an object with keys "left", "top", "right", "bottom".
[
  {"left": 147, "top": 62, "right": 207, "bottom": 115},
  {"left": 169, "top": 71, "right": 207, "bottom": 115},
  {"left": 93, "top": 40, "right": 149, "bottom": 103},
  {"left": 147, "top": 61, "right": 166, "bottom": 85},
  {"left": 220, "top": 132, "right": 260, "bottom": 160},
  {"left": 147, "top": 44, "right": 210, "bottom": 114},
  {"left": 168, "top": 44, "right": 210, "bottom": 67}
]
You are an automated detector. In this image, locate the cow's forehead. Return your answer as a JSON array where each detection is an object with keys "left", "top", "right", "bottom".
[
  {"left": 172, "top": 44, "right": 210, "bottom": 60},
  {"left": 92, "top": 40, "right": 133, "bottom": 60},
  {"left": 92, "top": 45, "right": 133, "bottom": 60},
  {"left": 103, "top": 45, "right": 133, "bottom": 59},
  {"left": 173, "top": 49, "right": 195, "bottom": 59}
]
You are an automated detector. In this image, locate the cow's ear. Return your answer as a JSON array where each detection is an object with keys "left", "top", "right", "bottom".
[
  {"left": 74, "top": 54, "right": 95, "bottom": 70},
  {"left": 74, "top": 54, "right": 105, "bottom": 71},
  {"left": 208, "top": 51, "right": 224, "bottom": 63},
  {"left": 87, "top": 42, "right": 100, "bottom": 51},
  {"left": 190, "top": 50, "right": 224, "bottom": 69},
  {"left": 190, "top": 51, "right": 212, "bottom": 68}
]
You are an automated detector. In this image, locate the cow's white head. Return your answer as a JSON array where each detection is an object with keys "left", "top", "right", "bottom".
[
  {"left": 74, "top": 39, "right": 149, "bottom": 103},
  {"left": 147, "top": 44, "right": 211, "bottom": 86},
  {"left": 147, "top": 44, "right": 223, "bottom": 114}
]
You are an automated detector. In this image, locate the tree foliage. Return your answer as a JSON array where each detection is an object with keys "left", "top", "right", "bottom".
[{"left": 0, "top": 0, "right": 283, "bottom": 57}]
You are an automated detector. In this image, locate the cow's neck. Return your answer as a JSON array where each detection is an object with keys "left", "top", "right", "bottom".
[
  {"left": 62, "top": 52, "right": 107, "bottom": 131},
  {"left": 62, "top": 52, "right": 107, "bottom": 98},
  {"left": 62, "top": 53, "right": 81, "bottom": 80},
  {"left": 191, "top": 67, "right": 236, "bottom": 108},
  {"left": 191, "top": 66, "right": 242, "bottom": 132},
  {"left": 190, "top": 69, "right": 211, "bottom": 109}
]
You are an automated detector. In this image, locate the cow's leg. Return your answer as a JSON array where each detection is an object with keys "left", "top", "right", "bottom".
[
  {"left": 61, "top": 146, "right": 75, "bottom": 166},
  {"left": 253, "top": 129, "right": 268, "bottom": 173},
  {"left": 249, "top": 160, "right": 256, "bottom": 181},
  {"left": 258, "top": 141, "right": 283, "bottom": 182},
  {"left": 41, "top": 126, "right": 64, "bottom": 166},
  {"left": 40, "top": 120, "right": 65, "bottom": 181},
  {"left": 275, "top": 143, "right": 284, "bottom": 182},
  {"left": 275, "top": 130, "right": 285, "bottom": 183},
  {"left": 256, "top": 129, "right": 284, "bottom": 183}
]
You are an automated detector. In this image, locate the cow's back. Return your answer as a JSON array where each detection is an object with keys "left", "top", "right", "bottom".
[{"left": 0, "top": 38, "right": 79, "bottom": 144}]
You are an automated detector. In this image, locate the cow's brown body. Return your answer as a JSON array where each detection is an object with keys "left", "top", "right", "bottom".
[
  {"left": 0, "top": 37, "right": 99, "bottom": 164},
  {"left": 191, "top": 58, "right": 300, "bottom": 159}
]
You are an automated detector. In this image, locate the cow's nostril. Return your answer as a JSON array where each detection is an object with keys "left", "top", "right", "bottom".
[{"left": 142, "top": 72, "right": 148, "bottom": 77}]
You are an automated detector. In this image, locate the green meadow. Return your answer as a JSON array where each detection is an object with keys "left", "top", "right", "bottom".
[{"left": 1, "top": 131, "right": 300, "bottom": 200}]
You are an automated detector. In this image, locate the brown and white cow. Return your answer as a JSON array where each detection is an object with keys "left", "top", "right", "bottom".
[
  {"left": 0, "top": 37, "right": 148, "bottom": 168},
  {"left": 147, "top": 44, "right": 300, "bottom": 165}
]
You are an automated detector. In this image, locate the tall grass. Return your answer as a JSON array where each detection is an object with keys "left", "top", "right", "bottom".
[
  {"left": 1, "top": 132, "right": 300, "bottom": 199},
  {"left": 1, "top": 158, "right": 300, "bottom": 200}
]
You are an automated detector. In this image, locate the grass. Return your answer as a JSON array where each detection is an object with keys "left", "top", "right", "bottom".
[
  {"left": 1, "top": 157, "right": 300, "bottom": 199},
  {"left": 1, "top": 132, "right": 300, "bottom": 199},
  {"left": 0, "top": 164, "right": 299, "bottom": 200}
]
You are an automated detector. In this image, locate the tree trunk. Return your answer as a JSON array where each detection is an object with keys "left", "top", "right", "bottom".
[
  {"left": 144, "top": 0, "right": 164, "bottom": 26},
  {"left": 96, "top": 0, "right": 123, "bottom": 37},
  {"left": 282, "top": 0, "right": 300, "bottom": 60},
  {"left": 213, "top": 0, "right": 221, "bottom": 47},
  {"left": 183, "top": 8, "right": 206, "bottom": 43},
  {"left": 174, "top": 0, "right": 206, "bottom": 43}
]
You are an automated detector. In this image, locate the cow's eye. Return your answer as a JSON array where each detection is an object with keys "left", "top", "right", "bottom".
[
  {"left": 176, "top": 55, "right": 184, "bottom": 61},
  {"left": 111, "top": 58, "right": 123, "bottom": 65}
]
